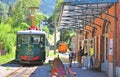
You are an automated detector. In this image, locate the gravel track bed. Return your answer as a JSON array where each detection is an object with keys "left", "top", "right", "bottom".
[
  {"left": 0, "top": 64, "right": 21, "bottom": 77},
  {"left": 30, "top": 64, "right": 51, "bottom": 77},
  {"left": 0, "top": 63, "right": 51, "bottom": 77}
]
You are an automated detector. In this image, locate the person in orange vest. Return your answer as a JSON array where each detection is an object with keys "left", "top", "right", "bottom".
[{"left": 58, "top": 41, "right": 68, "bottom": 53}]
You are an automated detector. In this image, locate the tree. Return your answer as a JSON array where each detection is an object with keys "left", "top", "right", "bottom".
[
  {"left": 11, "top": 0, "right": 42, "bottom": 28},
  {"left": 0, "top": 23, "right": 16, "bottom": 52},
  {"left": 0, "top": 2, "right": 9, "bottom": 23}
]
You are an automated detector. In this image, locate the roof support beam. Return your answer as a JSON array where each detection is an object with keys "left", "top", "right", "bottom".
[
  {"left": 103, "top": 12, "right": 117, "bottom": 20},
  {"left": 77, "top": 18, "right": 102, "bottom": 28},
  {"left": 87, "top": 25, "right": 97, "bottom": 30},
  {"left": 83, "top": 30, "right": 90, "bottom": 34},
  {"left": 97, "top": 16, "right": 111, "bottom": 23},
  {"left": 91, "top": 22, "right": 102, "bottom": 28},
  {"left": 62, "top": 14, "right": 100, "bottom": 17},
  {"left": 83, "top": 28, "right": 92, "bottom": 33}
]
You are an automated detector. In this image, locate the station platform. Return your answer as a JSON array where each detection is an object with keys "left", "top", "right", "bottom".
[
  {"left": 46, "top": 51, "right": 107, "bottom": 77},
  {"left": 63, "top": 62, "right": 107, "bottom": 77}
]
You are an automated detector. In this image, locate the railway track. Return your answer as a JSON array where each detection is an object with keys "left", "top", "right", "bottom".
[{"left": 6, "top": 66, "right": 38, "bottom": 77}]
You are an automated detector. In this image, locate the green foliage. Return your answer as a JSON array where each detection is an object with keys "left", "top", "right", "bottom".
[
  {"left": 11, "top": 0, "right": 41, "bottom": 28},
  {"left": 59, "top": 30, "right": 76, "bottom": 48},
  {"left": 0, "top": 52, "right": 15, "bottom": 64},
  {"left": 0, "top": 23, "right": 11, "bottom": 33},
  {"left": 42, "top": 26, "right": 49, "bottom": 34},
  {"left": 11, "top": 27, "right": 22, "bottom": 34},
  {"left": 56, "top": 0, "right": 63, "bottom": 6},
  {"left": 19, "top": 22, "right": 29, "bottom": 30},
  {"left": 47, "top": 0, "right": 63, "bottom": 35},
  {"left": 22, "top": 0, "right": 40, "bottom": 7},
  {"left": 11, "top": 1, "right": 28, "bottom": 27},
  {"left": 47, "top": 17, "right": 54, "bottom": 34},
  {"left": 0, "top": 2, "right": 9, "bottom": 23},
  {"left": 52, "top": 0, "right": 63, "bottom": 20},
  {"left": 3, "top": 34, "right": 16, "bottom": 52},
  {"left": 0, "top": 23, "right": 16, "bottom": 52},
  {"left": 34, "top": 14, "right": 46, "bottom": 26},
  {"left": 6, "top": 17, "right": 12, "bottom": 25}
]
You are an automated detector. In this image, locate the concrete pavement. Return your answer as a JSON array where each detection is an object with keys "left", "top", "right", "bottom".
[{"left": 64, "top": 63, "right": 107, "bottom": 77}]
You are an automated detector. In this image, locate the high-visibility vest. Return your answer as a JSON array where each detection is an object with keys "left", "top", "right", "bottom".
[
  {"left": 58, "top": 42, "right": 68, "bottom": 53},
  {"left": 90, "top": 47, "right": 94, "bottom": 56}
]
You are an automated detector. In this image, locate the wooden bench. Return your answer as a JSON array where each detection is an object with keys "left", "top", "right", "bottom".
[
  {"left": 50, "top": 58, "right": 67, "bottom": 77},
  {"left": 50, "top": 57, "right": 76, "bottom": 77},
  {"left": 92, "top": 59, "right": 101, "bottom": 71}
]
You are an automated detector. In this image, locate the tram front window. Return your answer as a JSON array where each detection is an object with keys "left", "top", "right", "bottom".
[
  {"left": 18, "top": 35, "right": 29, "bottom": 44},
  {"left": 18, "top": 35, "right": 43, "bottom": 45},
  {"left": 30, "top": 35, "right": 40, "bottom": 44}
]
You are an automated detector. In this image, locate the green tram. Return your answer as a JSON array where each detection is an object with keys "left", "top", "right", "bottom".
[{"left": 15, "top": 29, "right": 46, "bottom": 64}]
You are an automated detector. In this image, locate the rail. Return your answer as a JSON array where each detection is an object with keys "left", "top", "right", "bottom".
[{"left": 6, "top": 66, "right": 38, "bottom": 77}]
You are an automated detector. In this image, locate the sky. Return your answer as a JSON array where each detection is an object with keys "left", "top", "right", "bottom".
[{"left": 39, "top": 0, "right": 57, "bottom": 17}]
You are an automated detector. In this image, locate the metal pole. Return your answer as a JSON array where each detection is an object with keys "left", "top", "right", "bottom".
[
  {"left": 54, "top": 17, "right": 56, "bottom": 54},
  {"left": 113, "top": 3, "right": 117, "bottom": 77},
  {"left": 62, "top": 29, "right": 64, "bottom": 41}
]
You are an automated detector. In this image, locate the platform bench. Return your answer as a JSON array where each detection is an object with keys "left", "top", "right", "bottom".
[{"left": 92, "top": 59, "right": 101, "bottom": 71}]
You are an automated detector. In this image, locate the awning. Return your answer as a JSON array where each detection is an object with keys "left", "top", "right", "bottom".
[{"left": 58, "top": 0, "right": 118, "bottom": 30}]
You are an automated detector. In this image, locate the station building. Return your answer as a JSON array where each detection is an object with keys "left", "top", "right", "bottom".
[{"left": 58, "top": 0, "right": 120, "bottom": 77}]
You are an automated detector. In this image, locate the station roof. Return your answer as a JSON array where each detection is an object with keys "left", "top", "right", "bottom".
[{"left": 58, "top": 0, "right": 118, "bottom": 30}]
